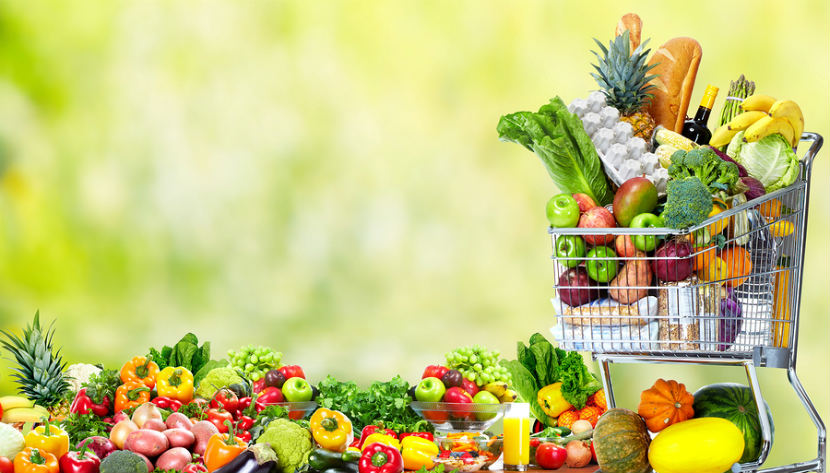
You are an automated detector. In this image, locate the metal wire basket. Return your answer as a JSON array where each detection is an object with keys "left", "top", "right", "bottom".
[{"left": 549, "top": 134, "right": 820, "bottom": 361}]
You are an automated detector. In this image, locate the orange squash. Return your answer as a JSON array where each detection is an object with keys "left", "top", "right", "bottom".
[{"left": 637, "top": 379, "right": 695, "bottom": 433}]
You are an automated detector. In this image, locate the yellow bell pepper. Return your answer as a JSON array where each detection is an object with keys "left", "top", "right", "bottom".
[
  {"left": 706, "top": 198, "right": 729, "bottom": 236},
  {"left": 24, "top": 418, "right": 69, "bottom": 459},
  {"left": 309, "top": 408, "right": 354, "bottom": 452},
  {"left": 360, "top": 433, "right": 400, "bottom": 451},
  {"left": 156, "top": 366, "right": 195, "bottom": 403},
  {"left": 537, "top": 382, "right": 572, "bottom": 418},
  {"left": 401, "top": 435, "right": 438, "bottom": 470}
]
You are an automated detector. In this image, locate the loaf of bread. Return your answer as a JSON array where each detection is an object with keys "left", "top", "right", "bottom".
[
  {"left": 646, "top": 37, "right": 702, "bottom": 133},
  {"left": 614, "top": 13, "right": 642, "bottom": 52}
]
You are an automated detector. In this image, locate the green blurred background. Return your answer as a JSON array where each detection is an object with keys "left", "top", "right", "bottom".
[{"left": 0, "top": 0, "right": 826, "bottom": 466}]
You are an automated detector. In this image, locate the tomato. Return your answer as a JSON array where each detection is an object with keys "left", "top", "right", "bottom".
[
  {"left": 535, "top": 442, "right": 567, "bottom": 470},
  {"left": 0, "top": 456, "right": 12, "bottom": 473},
  {"left": 590, "top": 440, "right": 597, "bottom": 464}
]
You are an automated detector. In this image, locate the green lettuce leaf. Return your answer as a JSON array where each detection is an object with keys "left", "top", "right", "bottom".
[
  {"left": 727, "top": 131, "right": 799, "bottom": 192},
  {"left": 498, "top": 97, "right": 614, "bottom": 205}
]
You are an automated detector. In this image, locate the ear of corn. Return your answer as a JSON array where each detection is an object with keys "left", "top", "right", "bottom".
[
  {"left": 654, "top": 126, "right": 697, "bottom": 151},
  {"left": 655, "top": 144, "right": 680, "bottom": 168}
]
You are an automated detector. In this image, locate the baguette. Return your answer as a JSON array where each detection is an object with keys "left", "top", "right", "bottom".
[
  {"left": 614, "top": 13, "right": 642, "bottom": 52},
  {"left": 646, "top": 37, "right": 702, "bottom": 133}
]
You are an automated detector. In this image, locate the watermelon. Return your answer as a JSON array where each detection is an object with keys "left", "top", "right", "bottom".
[{"left": 693, "top": 383, "right": 774, "bottom": 463}]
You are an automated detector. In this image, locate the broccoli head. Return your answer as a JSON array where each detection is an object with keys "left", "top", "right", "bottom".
[
  {"left": 100, "top": 450, "right": 148, "bottom": 473},
  {"left": 668, "top": 147, "right": 739, "bottom": 194},
  {"left": 662, "top": 176, "right": 713, "bottom": 229},
  {"left": 256, "top": 418, "right": 313, "bottom": 473}
]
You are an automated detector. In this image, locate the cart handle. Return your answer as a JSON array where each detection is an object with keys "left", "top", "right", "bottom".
[{"left": 800, "top": 132, "right": 822, "bottom": 171}]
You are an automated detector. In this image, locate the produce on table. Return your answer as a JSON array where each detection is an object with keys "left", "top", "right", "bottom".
[
  {"left": 497, "top": 96, "right": 615, "bottom": 206},
  {"left": 592, "top": 408, "right": 651, "bottom": 473},
  {"left": 255, "top": 418, "right": 314, "bottom": 473},
  {"left": 693, "top": 383, "right": 774, "bottom": 463},
  {"left": 502, "top": 333, "right": 603, "bottom": 427},
  {"left": 648, "top": 417, "right": 744, "bottom": 473},
  {"left": 545, "top": 193, "right": 581, "bottom": 228},
  {"left": 637, "top": 379, "right": 695, "bottom": 433},
  {"left": 309, "top": 408, "right": 353, "bottom": 452},
  {"left": 98, "top": 449, "right": 148, "bottom": 473},
  {"left": 0, "top": 313, "right": 72, "bottom": 419}
]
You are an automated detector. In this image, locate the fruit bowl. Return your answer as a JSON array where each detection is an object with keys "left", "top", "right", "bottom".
[
  {"left": 410, "top": 402, "right": 508, "bottom": 432},
  {"left": 272, "top": 401, "right": 317, "bottom": 419},
  {"left": 433, "top": 432, "right": 503, "bottom": 472}
]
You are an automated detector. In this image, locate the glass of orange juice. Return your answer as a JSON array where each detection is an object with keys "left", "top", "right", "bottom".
[{"left": 503, "top": 402, "right": 530, "bottom": 470}]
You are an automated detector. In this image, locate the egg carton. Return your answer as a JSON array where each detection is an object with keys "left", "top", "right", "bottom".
[{"left": 569, "top": 91, "right": 668, "bottom": 193}]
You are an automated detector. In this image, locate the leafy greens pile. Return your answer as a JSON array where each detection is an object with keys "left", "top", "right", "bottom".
[
  {"left": 147, "top": 333, "right": 217, "bottom": 382},
  {"left": 497, "top": 96, "right": 614, "bottom": 206},
  {"left": 502, "top": 333, "right": 602, "bottom": 426},
  {"left": 316, "top": 375, "right": 432, "bottom": 434}
]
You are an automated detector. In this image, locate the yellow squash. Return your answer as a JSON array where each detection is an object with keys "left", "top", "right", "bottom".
[{"left": 648, "top": 417, "right": 744, "bottom": 473}]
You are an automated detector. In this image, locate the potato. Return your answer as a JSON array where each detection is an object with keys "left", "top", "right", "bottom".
[
  {"left": 124, "top": 429, "right": 169, "bottom": 458},
  {"left": 163, "top": 428, "right": 196, "bottom": 449},
  {"left": 609, "top": 251, "right": 652, "bottom": 304},
  {"left": 190, "top": 420, "right": 219, "bottom": 456},
  {"left": 155, "top": 447, "right": 192, "bottom": 471},
  {"left": 165, "top": 412, "right": 193, "bottom": 431},
  {"left": 142, "top": 418, "right": 167, "bottom": 432}
]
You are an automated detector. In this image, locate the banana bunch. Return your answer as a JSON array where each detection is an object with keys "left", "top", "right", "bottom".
[
  {"left": 711, "top": 94, "right": 804, "bottom": 148},
  {"left": 482, "top": 381, "right": 518, "bottom": 403},
  {"left": 0, "top": 395, "right": 49, "bottom": 423}
]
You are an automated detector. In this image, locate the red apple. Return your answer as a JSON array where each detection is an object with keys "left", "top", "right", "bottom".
[
  {"left": 615, "top": 235, "right": 637, "bottom": 258},
  {"left": 572, "top": 193, "right": 598, "bottom": 214},
  {"left": 557, "top": 267, "right": 601, "bottom": 307},
  {"left": 443, "top": 386, "right": 474, "bottom": 419},
  {"left": 461, "top": 378, "right": 479, "bottom": 397},
  {"left": 578, "top": 206, "right": 616, "bottom": 246}
]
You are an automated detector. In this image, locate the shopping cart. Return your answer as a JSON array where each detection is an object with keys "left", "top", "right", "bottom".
[{"left": 548, "top": 133, "right": 825, "bottom": 473}]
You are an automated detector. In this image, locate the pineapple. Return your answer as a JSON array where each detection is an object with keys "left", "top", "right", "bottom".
[
  {"left": 0, "top": 312, "right": 71, "bottom": 418},
  {"left": 590, "top": 30, "right": 659, "bottom": 140}
]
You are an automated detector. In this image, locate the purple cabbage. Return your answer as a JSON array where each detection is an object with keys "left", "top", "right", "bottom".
[
  {"left": 718, "top": 287, "right": 743, "bottom": 351},
  {"left": 740, "top": 176, "right": 766, "bottom": 201},
  {"left": 708, "top": 146, "right": 748, "bottom": 177}
]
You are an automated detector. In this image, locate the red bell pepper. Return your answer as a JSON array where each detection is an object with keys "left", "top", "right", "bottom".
[
  {"left": 278, "top": 365, "right": 305, "bottom": 380},
  {"left": 207, "top": 408, "right": 235, "bottom": 433},
  {"left": 398, "top": 432, "right": 434, "bottom": 442},
  {"left": 421, "top": 365, "right": 448, "bottom": 380},
  {"left": 58, "top": 444, "right": 101, "bottom": 473},
  {"left": 254, "top": 387, "right": 284, "bottom": 412},
  {"left": 151, "top": 396, "right": 183, "bottom": 412},
  {"left": 358, "top": 442, "right": 404, "bottom": 473},
  {"left": 237, "top": 415, "right": 255, "bottom": 432},
  {"left": 70, "top": 388, "right": 111, "bottom": 417},
  {"left": 357, "top": 425, "right": 398, "bottom": 449},
  {"left": 183, "top": 463, "right": 208, "bottom": 473},
  {"left": 211, "top": 388, "right": 239, "bottom": 413}
]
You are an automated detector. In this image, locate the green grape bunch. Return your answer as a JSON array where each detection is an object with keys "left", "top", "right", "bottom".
[
  {"left": 227, "top": 344, "right": 282, "bottom": 381},
  {"left": 445, "top": 345, "right": 512, "bottom": 387}
]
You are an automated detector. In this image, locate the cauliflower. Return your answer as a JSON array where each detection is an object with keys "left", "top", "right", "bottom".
[
  {"left": 0, "top": 422, "right": 25, "bottom": 459},
  {"left": 65, "top": 363, "right": 102, "bottom": 393},
  {"left": 194, "top": 367, "right": 245, "bottom": 399},
  {"left": 256, "top": 418, "right": 313, "bottom": 473}
]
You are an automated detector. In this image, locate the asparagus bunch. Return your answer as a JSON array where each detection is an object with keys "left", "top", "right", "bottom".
[{"left": 719, "top": 74, "right": 756, "bottom": 127}]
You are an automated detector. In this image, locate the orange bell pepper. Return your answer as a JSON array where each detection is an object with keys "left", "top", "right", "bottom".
[
  {"left": 13, "top": 447, "right": 59, "bottom": 473},
  {"left": 120, "top": 356, "right": 159, "bottom": 388},
  {"left": 23, "top": 418, "right": 69, "bottom": 459},
  {"left": 114, "top": 381, "right": 152, "bottom": 412},
  {"left": 204, "top": 421, "right": 247, "bottom": 472}
]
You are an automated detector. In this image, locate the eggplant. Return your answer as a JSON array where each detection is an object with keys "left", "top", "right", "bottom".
[{"left": 215, "top": 444, "right": 279, "bottom": 473}]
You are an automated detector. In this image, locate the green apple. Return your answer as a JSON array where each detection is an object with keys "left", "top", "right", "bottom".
[
  {"left": 282, "top": 376, "right": 313, "bottom": 402},
  {"left": 472, "top": 390, "right": 500, "bottom": 421},
  {"left": 415, "top": 377, "right": 446, "bottom": 402},
  {"left": 546, "top": 194, "right": 580, "bottom": 228},
  {"left": 555, "top": 235, "right": 586, "bottom": 268},
  {"left": 630, "top": 213, "right": 665, "bottom": 252}
]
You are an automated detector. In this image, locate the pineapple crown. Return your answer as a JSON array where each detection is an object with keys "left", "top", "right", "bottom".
[
  {"left": 0, "top": 311, "right": 70, "bottom": 407},
  {"left": 590, "top": 30, "right": 659, "bottom": 115}
]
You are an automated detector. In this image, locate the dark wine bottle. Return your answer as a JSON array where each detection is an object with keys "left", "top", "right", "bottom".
[{"left": 682, "top": 85, "right": 719, "bottom": 145}]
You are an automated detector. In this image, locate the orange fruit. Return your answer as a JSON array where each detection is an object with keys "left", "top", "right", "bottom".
[
  {"left": 578, "top": 406, "right": 603, "bottom": 427},
  {"left": 592, "top": 389, "right": 607, "bottom": 410},
  {"left": 720, "top": 246, "right": 752, "bottom": 288},
  {"left": 557, "top": 409, "right": 579, "bottom": 429},
  {"left": 758, "top": 199, "right": 782, "bottom": 219},
  {"left": 692, "top": 245, "right": 718, "bottom": 273}
]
